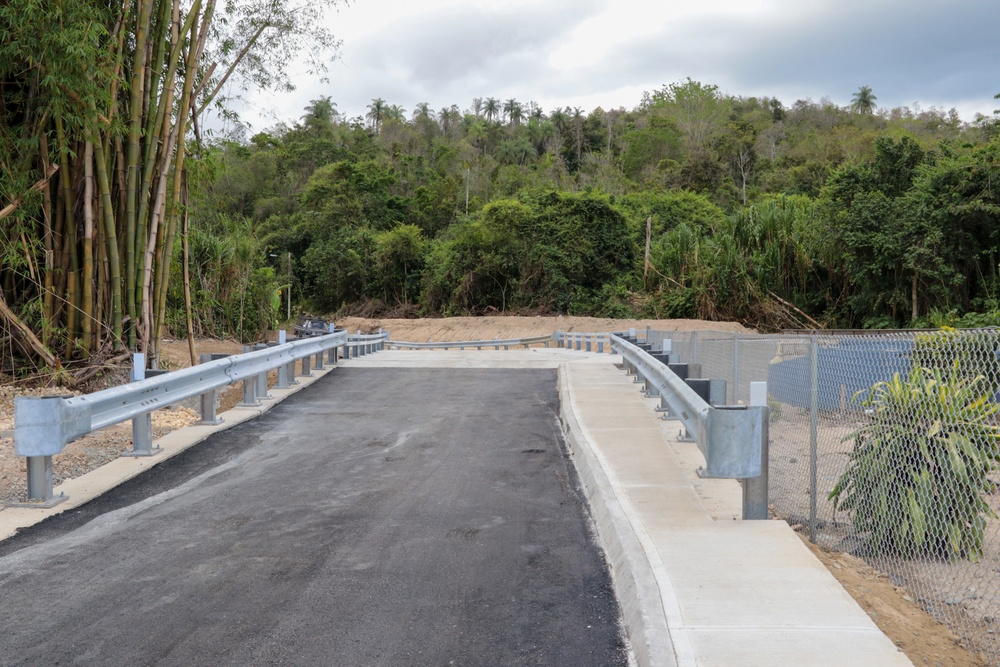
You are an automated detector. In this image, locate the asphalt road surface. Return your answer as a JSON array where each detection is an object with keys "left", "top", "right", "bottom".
[{"left": 0, "top": 368, "right": 628, "bottom": 666}]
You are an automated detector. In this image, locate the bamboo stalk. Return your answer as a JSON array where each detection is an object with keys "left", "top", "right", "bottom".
[
  {"left": 89, "top": 113, "right": 123, "bottom": 347},
  {"left": 182, "top": 198, "right": 197, "bottom": 366},
  {"left": 38, "top": 132, "right": 55, "bottom": 347},
  {"left": 124, "top": 0, "right": 156, "bottom": 350},
  {"left": 81, "top": 142, "right": 95, "bottom": 354}
]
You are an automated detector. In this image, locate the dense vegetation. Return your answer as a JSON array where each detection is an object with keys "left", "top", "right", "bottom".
[
  {"left": 3, "top": 0, "right": 1000, "bottom": 377},
  {"left": 188, "top": 81, "right": 1000, "bottom": 335},
  {"left": 0, "top": 0, "right": 339, "bottom": 376}
]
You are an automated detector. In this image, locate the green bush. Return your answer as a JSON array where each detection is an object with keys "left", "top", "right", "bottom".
[
  {"left": 829, "top": 367, "right": 1000, "bottom": 561},
  {"left": 912, "top": 327, "right": 1000, "bottom": 395}
]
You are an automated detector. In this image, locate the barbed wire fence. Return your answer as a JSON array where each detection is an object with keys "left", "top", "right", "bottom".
[{"left": 650, "top": 328, "right": 1000, "bottom": 664}]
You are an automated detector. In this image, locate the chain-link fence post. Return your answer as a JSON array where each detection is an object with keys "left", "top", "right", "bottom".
[
  {"left": 732, "top": 332, "right": 740, "bottom": 405},
  {"left": 809, "top": 334, "right": 819, "bottom": 543}
]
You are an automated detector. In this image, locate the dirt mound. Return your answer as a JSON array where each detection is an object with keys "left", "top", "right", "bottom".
[{"left": 335, "top": 315, "right": 748, "bottom": 341}]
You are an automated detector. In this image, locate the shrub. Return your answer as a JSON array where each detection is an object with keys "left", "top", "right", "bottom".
[
  {"left": 829, "top": 366, "right": 1000, "bottom": 561},
  {"left": 912, "top": 327, "right": 1000, "bottom": 395}
]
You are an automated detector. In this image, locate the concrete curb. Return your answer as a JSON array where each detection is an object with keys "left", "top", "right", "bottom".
[
  {"left": 557, "top": 364, "right": 677, "bottom": 667},
  {"left": 0, "top": 365, "right": 338, "bottom": 542}
]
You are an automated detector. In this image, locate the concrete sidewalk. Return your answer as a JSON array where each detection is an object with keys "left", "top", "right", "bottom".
[
  {"left": 0, "top": 348, "right": 912, "bottom": 666},
  {"left": 557, "top": 355, "right": 912, "bottom": 667}
]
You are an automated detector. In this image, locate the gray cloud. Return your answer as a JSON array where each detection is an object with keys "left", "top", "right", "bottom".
[
  {"left": 241, "top": 0, "right": 999, "bottom": 130},
  {"left": 342, "top": 0, "right": 606, "bottom": 112}
]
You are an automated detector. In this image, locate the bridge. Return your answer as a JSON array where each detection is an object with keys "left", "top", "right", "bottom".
[{"left": 0, "top": 340, "right": 910, "bottom": 666}]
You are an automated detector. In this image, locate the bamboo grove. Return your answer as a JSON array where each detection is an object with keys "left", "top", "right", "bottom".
[{"left": 0, "top": 0, "right": 339, "bottom": 378}]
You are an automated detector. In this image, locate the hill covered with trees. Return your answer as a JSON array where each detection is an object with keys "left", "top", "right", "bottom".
[
  {"left": 185, "top": 80, "right": 1000, "bottom": 337},
  {"left": 4, "top": 0, "right": 1000, "bottom": 379}
]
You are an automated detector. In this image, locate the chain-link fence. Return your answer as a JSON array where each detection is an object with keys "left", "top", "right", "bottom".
[{"left": 651, "top": 328, "right": 1000, "bottom": 664}]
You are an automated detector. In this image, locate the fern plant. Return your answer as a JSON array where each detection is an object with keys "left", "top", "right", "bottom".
[{"left": 830, "top": 366, "right": 1000, "bottom": 561}]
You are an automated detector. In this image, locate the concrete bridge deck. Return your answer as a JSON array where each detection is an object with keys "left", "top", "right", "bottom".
[{"left": 0, "top": 348, "right": 911, "bottom": 666}]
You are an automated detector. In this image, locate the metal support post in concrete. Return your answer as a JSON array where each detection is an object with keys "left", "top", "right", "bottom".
[
  {"left": 277, "top": 362, "right": 289, "bottom": 389},
  {"left": 287, "top": 359, "right": 299, "bottom": 384},
  {"left": 586, "top": 339, "right": 592, "bottom": 352},
  {"left": 251, "top": 345, "right": 271, "bottom": 400},
  {"left": 315, "top": 351, "right": 324, "bottom": 370},
  {"left": 239, "top": 346, "right": 260, "bottom": 406},
  {"left": 809, "top": 336, "right": 819, "bottom": 542},
  {"left": 198, "top": 353, "right": 224, "bottom": 424},
  {"left": 125, "top": 353, "right": 161, "bottom": 456},
  {"left": 743, "top": 381, "right": 770, "bottom": 520},
  {"left": 21, "top": 455, "right": 65, "bottom": 506},
  {"left": 598, "top": 340, "right": 604, "bottom": 354},
  {"left": 301, "top": 354, "right": 312, "bottom": 377},
  {"left": 645, "top": 323, "right": 651, "bottom": 343}
]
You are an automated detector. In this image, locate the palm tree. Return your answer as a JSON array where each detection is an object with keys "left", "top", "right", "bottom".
[
  {"left": 550, "top": 107, "right": 569, "bottom": 136},
  {"left": 384, "top": 104, "right": 406, "bottom": 123},
  {"left": 571, "top": 107, "right": 586, "bottom": 164},
  {"left": 503, "top": 98, "right": 522, "bottom": 127},
  {"left": 484, "top": 97, "right": 500, "bottom": 123},
  {"left": 412, "top": 102, "right": 432, "bottom": 121},
  {"left": 366, "top": 97, "right": 386, "bottom": 133},
  {"left": 850, "top": 86, "right": 877, "bottom": 114},
  {"left": 527, "top": 118, "right": 555, "bottom": 154},
  {"left": 301, "top": 96, "right": 338, "bottom": 136}
]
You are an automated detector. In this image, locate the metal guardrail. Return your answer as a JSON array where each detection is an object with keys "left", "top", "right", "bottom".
[
  {"left": 610, "top": 333, "right": 770, "bottom": 519},
  {"left": 388, "top": 334, "right": 555, "bottom": 350},
  {"left": 386, "top": 330, "right": 613, "bottom": 352},
  {"left": 12, "top": 330, "right": 389, "bottom": 507}
]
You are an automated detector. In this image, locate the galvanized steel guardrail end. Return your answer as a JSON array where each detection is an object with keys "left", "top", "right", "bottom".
[{"left": 14, "top": 395, "right": 91, "bottom": 457}]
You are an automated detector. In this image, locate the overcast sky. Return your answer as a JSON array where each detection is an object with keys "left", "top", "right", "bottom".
[{"left": 227, "top": 0, "right": 999, "bottom": 133}]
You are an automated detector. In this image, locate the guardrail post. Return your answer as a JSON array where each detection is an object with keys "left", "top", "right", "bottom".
[
  {"left": 239, "top": 346, "right": 260, "bottom": 406},
  {"left": 646, "top": 324, "right": 651, "bottom": 343},
  {"left": 198, "top": 353, "right": 225, "bottom": 423},
  {"left": 598, "top": 338, "right": 604, "bottom": 354},
  {"left": 301, "top": 353, "right": 312, "bottom": 376},
  {"left": 743, "top": 382, "right": 770, "bottom": 520},
  {"left": 315, "top": 349, "right": 324, "bottom": 370},
  {"left": 253, "top": 344, "right": 271, "bottom": 400},
  {"left": 586, "top": 337, "right": 592, "bottom": 352},
  {"left": 23, "top": 456, "right": 64, "bottom": 506},
  {"left": 277, "top": 359, "right": 289, "bottom": 389},
  {"left": 125, "top": 353, "right": 161, "bottom": 456}
]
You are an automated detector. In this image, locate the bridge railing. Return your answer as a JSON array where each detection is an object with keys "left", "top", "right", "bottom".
[
  {"left": 12, "top": 330, "right": 389, "bottom": 507},
  {"left": 610, "top": 332, "right": 769, "bottom": 520},
  {"left": 386, "top": 330, "right": 614, "bottom": 352},
  {"left": 387, "top": 334, "right": 555, "bottom": 350}
]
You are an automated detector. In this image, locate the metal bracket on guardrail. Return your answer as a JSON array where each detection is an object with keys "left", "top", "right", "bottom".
[{"left": 611, "top": 334, "right": 769, "bottom": 520}]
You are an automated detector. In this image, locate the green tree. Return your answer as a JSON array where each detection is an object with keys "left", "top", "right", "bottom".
[{"left": 851, "top": 86, "right": 878, "bottom": 114}]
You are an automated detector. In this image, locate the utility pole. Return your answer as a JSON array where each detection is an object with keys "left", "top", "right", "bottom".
[{"left": 286, "top": 251, "right": 292, "bottom": 321}]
